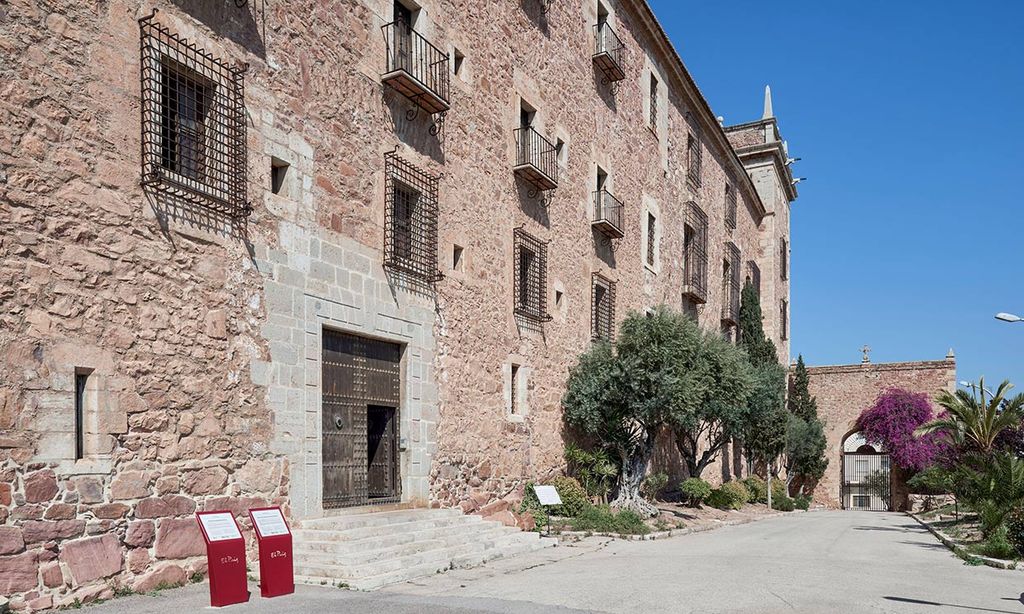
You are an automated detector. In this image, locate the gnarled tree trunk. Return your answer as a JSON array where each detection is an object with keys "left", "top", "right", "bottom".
[{"left": 610, "top": 431, "right": 659, "bottom": 517}]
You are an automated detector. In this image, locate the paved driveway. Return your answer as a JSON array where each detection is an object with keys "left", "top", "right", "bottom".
[{"left": 83, "top": 511, "right": 1023, "bottom": 614}]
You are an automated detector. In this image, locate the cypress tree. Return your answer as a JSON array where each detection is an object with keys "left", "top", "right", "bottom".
[{"left": 788, "top": 355, "right": 819, "bottom": 422}]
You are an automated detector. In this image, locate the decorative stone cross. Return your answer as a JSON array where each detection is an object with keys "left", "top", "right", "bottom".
[{"left": 861, "top": 345, "right": 871, "bottom": 364}]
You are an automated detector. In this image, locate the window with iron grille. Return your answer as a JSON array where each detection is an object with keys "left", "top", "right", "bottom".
[
  {"left": 140, "top": 14, "right": 249, "bottom": 218},
  {"left": 725, "top": 184, "right": 737, "bottom": 230},
  {"left": 721, "top": 242, "right": 741, "bottom": 325},
  {"left": 780, "top": 237, "right": 789, "bottom": 280},
  {"left": 746, "top": 260, "right": 761, "bottom": 296},
  {"left": 384, "top": 151, "right": 442, "bottom": 282},
  {"left": 649, "top": 74, "right": 658, "bottom": 133},
  {"left": 646, "top": 212, "right": 656, "bottom": 267},
  {"left": 781, "top": 299, "right": 789, "bottom": 340},
  {"left": 592, "top": 273, "right": 616, "bottom": 341},
  {"left": 682, "top": 202, "right": 708, "bottom": 303},
  {"left": 514, "top": 228, "right": 551, "bottom": 322},
  {"left": 687, "top": 132, "right": 702, "bottom": 188}
]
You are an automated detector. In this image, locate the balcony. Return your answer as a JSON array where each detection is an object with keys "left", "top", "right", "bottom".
[
  {"left": 592, "top": 22, "right": 625, "bottom": 83},
  {"left": 592, "top": 189, "right": 624, "bottom": 239},
  {"left": 381, "top": 21, "right": 450, "bottom": 115},
  {"left": 514, "top": 126, "right": 558, "bottom": 191},
  {"left": 682, "top": 202, "right": 709, "bottom": 303}
]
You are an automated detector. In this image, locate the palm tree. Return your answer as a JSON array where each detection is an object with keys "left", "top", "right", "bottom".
[{"left": 917, "top": 378, "right": 1024, "bottom": 455}]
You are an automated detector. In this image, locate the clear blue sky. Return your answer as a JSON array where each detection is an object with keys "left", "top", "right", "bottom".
[{"left": 650, "top": 0, "right": 1024, "bottom": 387}]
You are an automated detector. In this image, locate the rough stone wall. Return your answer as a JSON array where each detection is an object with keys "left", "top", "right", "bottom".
[
  {"left": 0, "top": 0, "right": 793, "bottom": 607},
  {"left": 803, "top": 357, "right": 956, "bottom": 509}
]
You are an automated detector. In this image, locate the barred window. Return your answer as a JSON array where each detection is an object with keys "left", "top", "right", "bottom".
[
  {"left": 646, "top": 212, "right": 656, "bottom": 267},
  {"left": 781, "top": 299, "right": 789, "bottom": 340},
  {"left": 780, "top": 237, "right": 789, "bottom": 280},
  {"left": 682, "top": 202, "right": 708, "bottom": 303},
  {"left": 687, "top": 132, "right": 702, "bottom": 188},
  {"left": 721, "top": 242, "right": 741, "bottom": 325},
  {"left": 592, "top": 273, "right": 616, "bottom": 341},
  {"left": 725, "top": 184, "right": 737, "bottom": 230},
  {"left": 514, "top": 228, "right": 550, "bottom": 322},
  {"left": 384, "top": 151, "right": 442, "bottom": 282},
  {"left": 649, "top": 74, "right": 658, "bottom": 133},
  {"left": 140, "top": 14, "right": 249, "bottom": 218},
  {"left": 746, "top": 260, "right": 761, "bottom": 296}
]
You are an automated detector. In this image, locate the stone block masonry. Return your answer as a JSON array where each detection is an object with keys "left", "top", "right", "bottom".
[{"left": 0, "top": 0, "right": 797, "bottom": 608}]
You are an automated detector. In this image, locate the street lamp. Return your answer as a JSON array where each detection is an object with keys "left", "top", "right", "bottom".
[
  {"left": 995, "top": 312, "right": 1023, "bottom": 323},
  {"left": 959, "top": 380, "right": 994, "bottom": 397}
]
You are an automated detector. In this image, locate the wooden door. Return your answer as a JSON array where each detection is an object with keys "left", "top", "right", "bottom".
[{"left": 321, "top": 331, "right": 402, "bottom": 508}]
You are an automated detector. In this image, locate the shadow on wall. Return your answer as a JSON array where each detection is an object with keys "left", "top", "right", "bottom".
[
  {"left": 169, "top": 0, "right": 267, "bottom": 60},
  {"left": 383, "top": 89, "right": 446, "bottom": 165},
  {"left": 146, "top": 191, "right": 255, "bottom": 261}
]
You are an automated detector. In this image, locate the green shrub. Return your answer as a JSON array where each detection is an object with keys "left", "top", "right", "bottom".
[
  {"left": 774, "top": 495, "right": 796, "bottom": 511},
  {"left": 977, "top": 526, "right": 1018, "bottom": 560},
  {"left": 794, "top": 494, "right": 812, "bottom": 511},
  {"left": 1005, "top": 509, "right": 1024, "bottom": 556},
  {"left": 570, "top": 504, "right": 650, "bottom": 535},
  {"left": 681, "top": 478, "right": 712, "bottom": 507},
  {"left": 641, "top": 472, "right": 669, "bottom": 501},
  {"left": 548, "top": 476, "right": 589, "bottom": 517},
  {"left": 520, "top": 482, "right": 548, "bottom": 530},
  {"left": 743, "top": 476, "right": 767, "bottom": 503},
  {"left": 708, "top": 481, "right": 750, "bottom": 510},
  {"left": 771, "top": 478, "right": 788, "bottom": 501}
]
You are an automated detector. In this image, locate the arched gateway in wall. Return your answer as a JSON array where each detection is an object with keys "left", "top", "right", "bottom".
[{"left": 840, "top": 431, "right": 891, "bottom": 511}]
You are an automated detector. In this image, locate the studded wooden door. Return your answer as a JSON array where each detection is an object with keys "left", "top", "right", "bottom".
[{"left": 321, "top": 331, "right": 402, "bottom": 509}]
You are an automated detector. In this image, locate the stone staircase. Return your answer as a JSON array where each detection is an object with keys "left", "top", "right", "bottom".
[{"left": 291, "top": 507, "right": 557, "bottom": 590}]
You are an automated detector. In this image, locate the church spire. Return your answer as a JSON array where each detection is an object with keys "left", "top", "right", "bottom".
[{"left": 762, "top": 84, "right": 773, "bottom": 119}]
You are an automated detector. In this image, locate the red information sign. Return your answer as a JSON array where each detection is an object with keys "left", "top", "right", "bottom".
[
  {"left": 248, "top": 506, "right": 294, "bottom": 598},
  {"left": 195, "top": 511, "right": 249, "bottom": 607}
]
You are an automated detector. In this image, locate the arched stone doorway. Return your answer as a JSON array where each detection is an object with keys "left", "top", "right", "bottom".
[{"left": 840, "top": 431, "right": 891, "bottom": 511}]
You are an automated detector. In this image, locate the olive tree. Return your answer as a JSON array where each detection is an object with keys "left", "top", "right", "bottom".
[{"left": 563, "top": 308, "right": 706, "bottom": 517}]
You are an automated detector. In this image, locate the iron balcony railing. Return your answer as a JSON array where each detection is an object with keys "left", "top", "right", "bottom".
[
  {"left": 592, "top": 22, "right": 625, "bottom": 82},
  {"left": 514, "top": 126, "right": 558, "bottom": 191},
  {"left": 382, "top": 20, "right": 450, "bottom": 114},
  {"left": 592, "top": 189, "right": 624, "bottom": 239},
  {"left": 682, "top": 202, "right": 709, "bottom": 303}
]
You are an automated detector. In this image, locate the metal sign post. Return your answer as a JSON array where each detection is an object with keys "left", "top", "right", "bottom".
[{"left": 533, "top": 484, "right": 562, "bottom": 536}]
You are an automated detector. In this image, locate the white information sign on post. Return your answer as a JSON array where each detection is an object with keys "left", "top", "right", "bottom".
[
  {"left": 250, "top": 508, "right": 290, "bottom": 538},
  {"left": 533, "top": 484, "right": 562, "bottom": 507},
  {"left": 198, "top": 512, "right": 243, "bottom": 542}
]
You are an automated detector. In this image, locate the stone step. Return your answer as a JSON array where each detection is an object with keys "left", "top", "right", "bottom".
[
  {"left": 296, "top": 524, "right": 517, "bottom": 565},
  {"left": 294, "top": 513, "right": 484, "bottom": 543},
  {"left": 294, "top": 532, "right": 552, "bottom": 589},
  {"left": 298, "top": 507, "right": 461, "bottom": 530},
  {"left": 295, "top": 517, "right": 504, "bottom": 554}
]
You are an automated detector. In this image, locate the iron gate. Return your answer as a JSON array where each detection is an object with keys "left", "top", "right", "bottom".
[
  {"left": 321, "top": 331, "right": 402, "bottom": 509},
  {"left": 842, "top": 453, "right": 891, "bottom": 511}
]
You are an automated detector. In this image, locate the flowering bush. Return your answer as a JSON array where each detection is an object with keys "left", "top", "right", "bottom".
[{"left": 857, "top": 388, "right": 943, "bottom": 471}]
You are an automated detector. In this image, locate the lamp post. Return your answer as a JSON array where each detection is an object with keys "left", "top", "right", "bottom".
[
  {"left": 958, "top": 380, "right": 995, "bottom": 397},
  {"left": 995, "top": 312, "right": 1023, "bottom": 323}
]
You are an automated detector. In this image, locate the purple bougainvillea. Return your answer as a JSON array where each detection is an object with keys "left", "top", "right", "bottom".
[{"left": 857, "top": 388, "right": 943, "bottom": 471}]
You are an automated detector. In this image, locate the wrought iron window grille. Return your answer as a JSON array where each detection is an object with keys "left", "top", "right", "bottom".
[
  {"left": 592, "top": 189, "right": 624, "bottom": 241},
  {"left": 381, "top": 19, "right": 450, "bottom": 135},
  {"left": 513, "top": 126, "right": 558, "bottom": 196},
  {"left": 687, "top": 132, "right": 702, "bottom": 189},
  {"left": 721, "top": 241, "right": 741, "bottom": 326},
  {"left": 591, "top": 272, "right": 616, "bottom": 341},
  {"left": 646, "top": 212, "right": 656, "bottom": 267},
  {"left": 384, "top": 150, "right": 443, "bottom": 283},
  {"left": 649, "top": 75, "right": 658, "bottom": 134},
  {"left": 514, "top": 227, "right": 551, "bottom": 323},
  {"left": 780, "top": 237, "right": 789, "bottom": 281},
  {"left": 593, "top": 22, "right": 625, "bottom": 84},
  {"left": 139, "top": 11, "right": 250, "bottom": 219},
  {"left": 682, "top": 201, "right": 709, "bottom": 303},
  {"left": 781, "top": 299, "right": 789, "bottom": 341},
  {"left": 725, "top": 184, "right": 737, "bottom": 230}
]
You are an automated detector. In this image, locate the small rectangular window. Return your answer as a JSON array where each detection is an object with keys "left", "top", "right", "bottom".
[
  {"left": 725, "top": 184, "right": 736, "bottom": 230},
  {"left": 452, "top": 47, "right": 465, "bottom": 75},
  {"left": 781, "top": 299, "right": 789, "bottom": 340},
  {"left": 649, "top": 74, "right": 658, "bottom": 132},
  {"left": 646, "top": 212, "right": 656, "bottom": 267},
  {"left": 271, "top": 157, "right": 289, "bottom": 195},
  {"left": 510, "top": 364, "right": 520, "bottom": 415},
  {"left": 780, "top": 238, "right": 789, "bottom": 280},
  {"left": 74, "top": 371, "right": 89, "bottom": 461},
  {"left": 452, "top": 244, "right": 464, "bottom": 271}
]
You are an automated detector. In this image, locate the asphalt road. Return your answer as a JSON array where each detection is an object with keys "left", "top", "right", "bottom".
[{"left": 83, "top": 511, "right": 1023, "bottom": 613}]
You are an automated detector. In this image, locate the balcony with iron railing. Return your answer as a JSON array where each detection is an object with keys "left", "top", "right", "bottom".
[
  {"left": 592, "top": 189, "right": 624, "bottom": 239},
  {"left": 514, "top": 126, "right": 558, "bottom": 191},
  {"left": 381, "top": 20, "right": 450, "bottom": 114},
  {"left": 592, "top": 22, "right": 625, "bottom": 83}
]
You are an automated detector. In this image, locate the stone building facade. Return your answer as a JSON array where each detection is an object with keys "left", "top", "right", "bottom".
[
  {"left": 803, "top": 354, "right": 957, "bottom": 511},
  {"left": 0, "top": 0, "right": 795, "bottom": 607}
]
